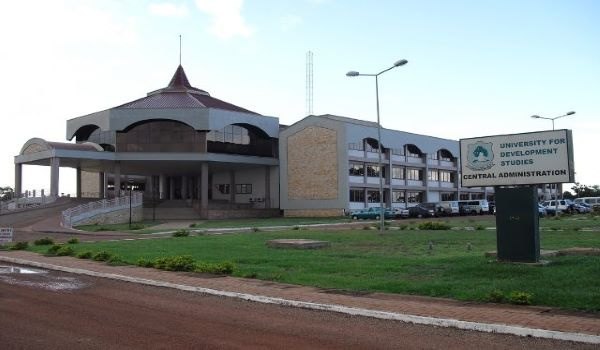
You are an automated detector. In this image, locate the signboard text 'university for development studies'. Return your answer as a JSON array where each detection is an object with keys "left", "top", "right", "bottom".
[{"left": 459, "top": 129, "right": 575, "bottom": 187}]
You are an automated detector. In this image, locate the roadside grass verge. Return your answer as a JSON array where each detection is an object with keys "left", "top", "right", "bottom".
[
  {"left": 74, "top": 221, "right": 163, "bottom": 233},
  {"left": 27, "top": 223, "right": 600, "bottom": 311}
]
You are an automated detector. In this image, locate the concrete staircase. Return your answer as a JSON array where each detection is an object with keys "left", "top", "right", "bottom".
[{"left": 143, "top": 200, "right": 203, "bottom": 220}]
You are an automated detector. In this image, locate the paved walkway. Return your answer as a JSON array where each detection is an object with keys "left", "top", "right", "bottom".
[{"left": 0, "top": 250, "right": 598, "bottom": 344}]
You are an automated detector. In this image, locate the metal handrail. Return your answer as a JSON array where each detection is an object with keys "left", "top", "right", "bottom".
[{"left": 61, "top": 192, "right": 143, "bottom": 228}]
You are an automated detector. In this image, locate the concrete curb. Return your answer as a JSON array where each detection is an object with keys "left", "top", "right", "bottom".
[{"left": 1, "top": 256, "right": 598, "bottom": 345}]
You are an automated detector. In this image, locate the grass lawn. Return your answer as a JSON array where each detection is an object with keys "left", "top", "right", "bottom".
[
  {"left": 75, "top": 217, "right": 354, "bottom": 233},
  {"left": 31, "top": 215, "right": 600, "bottom": 311}
]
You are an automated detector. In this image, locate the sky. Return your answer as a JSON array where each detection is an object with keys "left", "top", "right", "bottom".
[{"left": 0, "top": 0, "right": 598, "bottom": 195}]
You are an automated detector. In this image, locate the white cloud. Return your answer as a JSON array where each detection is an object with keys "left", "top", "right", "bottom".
[
  {"left": 195, "top": 0, "right": 252, "bottom": 39},
  {"left": 149, "top": 2, "right": 189, "bottom": 17},
  {"left": 280, "top": 15, "right": 302, "bottom": 31}
]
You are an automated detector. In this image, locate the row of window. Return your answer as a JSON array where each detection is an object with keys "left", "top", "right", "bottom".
[
  {"left": 349, "top": 189, "right": 424, "bottom": 203},
  {"left": 348, "top": 140, "right": 453, "bottom": 161},
  {"left": 216, "top": 184, "right": 253, "bottom": 195},
  {"left": 350, "top": 164, "right": 455, "bottom": 182},
  {"left": 206, "top": 125, "right": 251, "bottom": 145}
]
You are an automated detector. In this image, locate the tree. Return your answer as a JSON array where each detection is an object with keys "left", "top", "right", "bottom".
[
  {"left": 0, "top": 186, "right": 14, "bottom": 201},
  {"left": 571, "top": 183, "right": 600, "bottom": 198},
  {"left": 562, "top": 191, "right": 575, "bottom": 200}
]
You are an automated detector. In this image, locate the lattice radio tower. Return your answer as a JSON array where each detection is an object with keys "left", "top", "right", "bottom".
[{"left": 305, "top": 51, "right": 314, "bottom": 116}]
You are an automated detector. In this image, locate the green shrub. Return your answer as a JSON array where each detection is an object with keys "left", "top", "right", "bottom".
[
  {"left": 189, "top": 223, "right": 198, "bottom": 228},
  {"left": 362, "top": 225, "right": 372, "bottom": 230},
  {"left": 418, "top": 222, "right": 451, "bottom": 230},
  {"left": 487, "top": 289, "right": 505, "bottom": 303},
  {"left": 398, "top": 224, "right": 408, "bottom": 230},
  {"left": 195, "top": 261, "right": 235, "bottom": 275},
  {"left": 128, "top": 223, "right": 145, "bottom": 230},
  {"left": 46, "top": 244, "right": 62, "bottom": 254},
  {"left": 56, "top": 246, "right": 74, "bottom": 256},
  {"left": 67, "top": 238, "right": 79, "bottom": 244},
  {"left": 172, "top": 229, "right": 190, "bottom": 237},
  {"left": 154, "top": 255, "right": 196, "bottom": 271},
  {"left": 292, "top": 226, "right": 301, "bottom": 230},
  {"left": 107, "top": 254, "right": 122, "bottom": 264},
  {"left": 508, "top": 291, "right": 533, "bottom": 305},
  {"left": 9, "top": 241, "right": 29, "bottom": 250},
  {"left": 76, "top": 251, "right": 93, "bottom": 259},
  {"left": 92, "top": 250, "right": 113, "bottom": 262},
  {"left": 136, "top": 258, "right": 155, "bottom": 268},
  {"left": 475, "top": 224, "right": 485, "bottom": 231},
  {"left": 251, "top": 227, "right": 261, "bottom": 232},
  {"left": 34, "top": 237, "right": 54, "bottom": 246}
]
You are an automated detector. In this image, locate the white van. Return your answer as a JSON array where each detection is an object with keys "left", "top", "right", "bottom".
[
  {"left": 458, "top": 200, "right": 489, "bottom": 215},
  {"left": 541, "top": 199, "right": 571, "bottom": 212},
  {"left": 573, "top": 197, "right": 600, "bottom": 209},
  {"left": 438, "top": 201, "right": 459, "bottom": 215}
]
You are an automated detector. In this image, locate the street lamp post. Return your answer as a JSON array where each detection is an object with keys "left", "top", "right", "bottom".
[
  {"left": 347, "top": 59, "right": 408, "bottom": 233},
  {"left": 530, "top": 111, "right": 575, "bottom": 216}
]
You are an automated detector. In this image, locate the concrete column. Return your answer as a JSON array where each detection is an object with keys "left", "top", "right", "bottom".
[
  {"left": 423, "top": 153, "right": 429, "bottom": 202},
  {"left": 201, "top": 163, "right": 208, "bottom": 209},
  {"left": 229, "top": 170, "right": 235, "bottom": 203},
  {"left": 99, "top": 172, "right": 105, "bottom": 198},
  {"left": 264, "top": 166, "right": 271, "bottom": 209},
  {"left": 114, "top": 162, "right": 121, "bottom": 197},
  {"left": 50, "top": 158, "right": 60, "bottom": 198},
  {"left": 181, "top": 175, "right": 188, "bottom": 200},
  {"left": 387, "top": 151, "right": 393, "bottom": 208},
  {"left": 76, "top": 167, "right": 82, "bottom": 198},
  {"left": 363, "top": 188, "right": 368, "bottom": 208},
  {"left": 145, "top": 176, "right": 153, "bottom": 198},
  {"left": 196, "top": 176, "right": 201, "bottom": 200},
  {"left": 159, "top": 174, "right": 166, "bottom": 199},
  {"left": 14, "top": 163, "right": 22, "bottom": 197},
  {"left": 169, "top": 176, "right": 175, "bottom": 200}
]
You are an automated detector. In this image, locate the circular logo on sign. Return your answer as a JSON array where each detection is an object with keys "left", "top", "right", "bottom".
[{"left": 467, "top": 141, "right": 494, "bottom": 171}]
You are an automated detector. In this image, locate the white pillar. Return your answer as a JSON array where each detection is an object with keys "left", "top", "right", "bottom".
[
  {"left": 264, "top": 166, "right": 271, "bottom": 209},
  {"left": 114, "top": 162, "right": 121, "bottom": 197},
  {"left": 50, "top": 158, "right": 60, "bottom": 198},
  {"left": 14, "top": 163, "right": 22, "bottom": 197}
]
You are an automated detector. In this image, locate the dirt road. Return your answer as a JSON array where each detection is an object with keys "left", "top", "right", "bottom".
[{"left": 0, "top": 267, "right": 594, "bottom": 350}]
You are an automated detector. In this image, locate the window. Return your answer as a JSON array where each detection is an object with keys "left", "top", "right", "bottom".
[
  {"left": 367, "top": 190, "right": 381, "bottom": 203},
  {"left": 366, "top": 164, "right": 380, "bottom": 177},
  {"left": 365, "top": 139, "right": 381, "bottom": 153},
  {"left": 236, "top": 184, "right": 252, "bottom": 194},
  {"left": 440, "top": 150, "right": 453, "bottom": 162},
  {"left": 217, "top": 184, "right": 230, "bottom": 194},
  {"left": 349, "top": 189, "right": 364, "bottom": 202},
  {"left": 428, "top": 153, "right": 438, "bottom": 160},
  {"left": 428, "top": 170, "right": 439, "bottom": 181},
  {"left": 460, "top": 193, "right": 470, "bottom": 200},
  {"left": 406, "top": 168, "right": 422, "bottom": 180},
  {"left": 207, "top": 125, "right": 250, "bottom": 145},
  {"left": 407, "top": 191, "right": 423, "bottom": 203},
  {"left": 406, "top": 145, "right": 422, "bottom": 158},
  {"left": 440, "top": 171, "right": 453, "bottom": 182},
  {"left": 391, "top": 148, "right": 404, "bottom": 156},
  {"left": 348, "top": 142, "right": 364, "bottom": 151},
  {"left": 441, "top": 193, "right": 455, "bottom": 201},
  {"left": 392, "top": 166, "right": 404, "bottom": 179},
  {"left": 349, "top": 163, "right": 365, "bottom": 176},
  {"left": 392, "top": 190, "right": 405, "bottom": 203}
]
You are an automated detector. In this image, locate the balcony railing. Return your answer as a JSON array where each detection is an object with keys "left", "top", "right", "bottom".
[{"left": 61, "top": 192, "right": 143, "bottom": 228}]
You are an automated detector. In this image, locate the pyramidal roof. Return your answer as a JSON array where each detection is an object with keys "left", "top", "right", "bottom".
[{"left": 116, "top": 65, "right": 259, "bottom": 114}]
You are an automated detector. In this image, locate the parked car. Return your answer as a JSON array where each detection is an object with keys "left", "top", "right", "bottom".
[
  {"left": 458, "top": 200, "right": 490, "bottom": 215},
  {"left": 573, "top": 197, "right": 600, "bottom": 210},
  {"left": 568, "top": 202, "right": 590, "bottom": 214},
  {"left": 350, "top": 207, "right": 395, "bottom": 220},
  {"left": 538, "top": 204, "right": 547, "bottom": 217},
  {"left": 438, "top": 201, "right": 459, "bottom": 216},
  {"left": 393, "top": 208, "right": 410, "bottom": 219},
  {"left": 488, "top": 201, "right": 495, "bottom": 214},
  {"left": 544, "top": 205, "right": 560, "bottom": 216},
  {"left": 541, "top": 199, "right": 570, "bottom": 213},
  {"left": 407, "top": 203, "right": 440, "bottom": 218}
]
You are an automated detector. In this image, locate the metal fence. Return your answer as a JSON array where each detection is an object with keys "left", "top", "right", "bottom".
[{"left": 61, "top": 192, "right": 143, "bottom": 228}]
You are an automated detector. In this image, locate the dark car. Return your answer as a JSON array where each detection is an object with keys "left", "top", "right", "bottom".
[{"left": 408, "top": 203, "right": 441, "bottom": 218}]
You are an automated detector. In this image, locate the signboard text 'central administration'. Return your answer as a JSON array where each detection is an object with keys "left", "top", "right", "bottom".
[{"left": 459, "top": 130, "right": 575, "bottom": 187}]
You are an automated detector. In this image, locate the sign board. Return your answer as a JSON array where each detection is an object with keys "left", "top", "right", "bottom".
[
  {"left": 0, "top": 227, "right": 13, "bottom": 244},
  {"left": 460, "top": 129, "right": 575, "bottom": 187}
]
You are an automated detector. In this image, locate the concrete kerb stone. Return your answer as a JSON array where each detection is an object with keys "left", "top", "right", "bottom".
[{"left": 0, "top": 255, "right": 598, "bottom": 345}]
